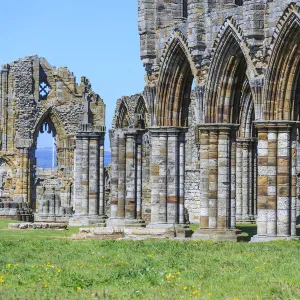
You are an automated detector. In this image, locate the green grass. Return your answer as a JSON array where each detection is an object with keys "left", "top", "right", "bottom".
[{"left": 0, "top": 219, "right": 300, "bottom": 299}]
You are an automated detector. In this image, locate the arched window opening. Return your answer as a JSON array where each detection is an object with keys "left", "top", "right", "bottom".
[
  {"left": 183, "top": 0, "right": 188, "bottom": 18},
  {"left": 36, "top": 121, "right": 57, "bottom": 169}
]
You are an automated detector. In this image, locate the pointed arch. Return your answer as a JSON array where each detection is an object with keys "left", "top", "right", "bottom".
[
  {"left": 264, "top": 5, "right": 300, "bottom": 120},
  {"left": 156, "top": 32, "right": 194, "bottom": 126},
  {"left": 32, "top": 107, "right": 67, "bottom": 148},
  {"left": 134, "top": 95, "right": 149, "bottom": 129},
  {"left": 113, "top": 97, "right": 132, "bottom": 129},
  {"left": 205, "top": 20, "right": 254, "bottom": 123}
]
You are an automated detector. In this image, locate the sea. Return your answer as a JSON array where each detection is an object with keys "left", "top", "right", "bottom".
[{"left": 36, "top": 148, "right": 111, "bottom": 169}]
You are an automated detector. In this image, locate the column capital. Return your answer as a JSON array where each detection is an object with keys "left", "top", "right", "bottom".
[
  {"left": 254, "top": 121, "right": 300, "bottom": 130},
  {"left": 197, "top": 123, "right": 239, "bottom": 132},
  {"left": 148, "top": 126, "right": 188, "bottom": 135}
]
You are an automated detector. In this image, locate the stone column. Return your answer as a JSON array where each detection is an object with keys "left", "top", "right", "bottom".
[
  {"left": 194, "top": 124, "right": 240, "bottom": 241},
  {"left": 125, "top": 133, "right": 136, "bottom": 220},
  {"left": 231, "top": 139, "right": 236, "bottom": 228},
  {"left": 148, "top": 127, "right": 187, "bottom": 228},
  {"left": 74, "top": 136, "right": 83, "bottom": 214},
  {"left": 109, "top": 130, "right": 119, "bottom": 218},
  {"left": 81, "top": 136, "right": 89, "bottom": 214},
  {"left": 99, "top": 134, "right": 105, "bottom": 217},
  {"left": 136, "top": 134, "right": 143, "bottom": 220},
  {"left": 252, "top": 121, "right": 298, "bottom": 241},
  {"left": 179, "top": 132, "right": 185, "bottom": 224},
  {"left": 217, "top": 127, "right": 231, "bottom": 228},
  {"left": 70, "top": 129, "right": 107, "bottom": 226},
  {"left": 167, "top": 130, "right": 179, "bottom": 223},
  {"left": 88, "top": 136, "right": 99, "bottom": 216},
  {"left": 117, "top": 133, "right": 126, "bottom": 219},
  {"left": 198, "top": 129, "right": 209, "bottom": 228}
]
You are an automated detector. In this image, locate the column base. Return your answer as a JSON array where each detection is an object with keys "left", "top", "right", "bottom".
[
  {"left": 251, "top": 235, "right": 300, "bottom": 242},
  {"left": 68, "top": 215, "right": 107, "bottom": 226},
  {"left": 192, "top": 228, "right": 243, "bottom": 242},
  {"left": 106, "top": 218, "right": 146, "bottom": 228}
]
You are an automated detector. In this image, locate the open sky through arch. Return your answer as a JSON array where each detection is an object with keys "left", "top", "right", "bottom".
[{"left": 0, "top": 0, "right": 145, "bottom": 150}]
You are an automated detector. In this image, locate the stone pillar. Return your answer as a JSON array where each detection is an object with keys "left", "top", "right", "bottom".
[
  {"left": 198, "top": 129, "right": 209, "bottom": 228},
  {"left": 236, "top": 139, "right": 254, "bottom": 222},
  {"left": 194, "top": 124, "right": 241, "bottom": 241},
  {"left": 136, "top": 134, "right": 143, "bottom": 220},
  {"left": 125, "top": 133, "right": 136, "bottom": 220},
  {"left": 179, "top": 132, "right": 185, "bottom": 224},
  {"left": 149, "top": 130, "right": 167, "bottom": 224},
  {"left": 74, "top": 137, "right": 83, "bottom": 214},
  {"left": 167, "top": 131, "right": 179, "bottom": 223},
  {"left": 109, "top": 130, "right": 119, "bottom": 218},
  {"left": 148, "top": 127, "right": 187, "bottom": 228},
  {"left": 252, "top": 121, "right": 298, "bottom": 241},
  {"left": 70, "top": 130, "right": 107, "bottom": 226},
  {"left": 107, "top": 129, "right": 145, "bottom": 228},
  {"left": 88, "top": 136, "right": 99, "bottom": 216},
  {"left": 81, "top": 136, "right": 89, "bottom": 214},
  {"left": 99, "top": 135, "right": 105, "bottom": 217},
  {"left": 231, "top": 138, "right": 236, "bottom": 228},
  {"left": 117, "top": 133, "right": 126, "bottom": 219}
]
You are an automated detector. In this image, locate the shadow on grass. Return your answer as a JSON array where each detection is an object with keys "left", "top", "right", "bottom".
[{"left": 236, "top": 224, "right": 257, "bottom": 242}]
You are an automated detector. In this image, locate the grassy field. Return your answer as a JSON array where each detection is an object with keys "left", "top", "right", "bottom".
[{"left": 0, "top": 219, "right": 300, "bottom": 299}]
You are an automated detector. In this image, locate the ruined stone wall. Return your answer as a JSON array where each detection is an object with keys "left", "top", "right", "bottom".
[{"left": 0, "top": 55, "right": 105, "bottom": 219}]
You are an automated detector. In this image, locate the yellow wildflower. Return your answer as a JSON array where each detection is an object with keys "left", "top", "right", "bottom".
[
  {"left": 57, "top": 269, "right": 61, "bottom": 273},
  {"left": 77, "top": 286, "right": 82, "bottom": 291},
  {"left": 101, "top": 256, "right": 105, "bottom": 259},
  {"left": 44, "top": 284, "right": 48, "bottom": 288},
  {"left": 184, "top": 286, "right": 188, "bottom": 291},
  {"left": 208, "top": 292, "right": 212, "bottom": 296},
  {"left": 6, "top": 264, "right": 11, "bottom": 269},
  {"left": 178, "top": 278, "right": 181, "bottom": 280}
]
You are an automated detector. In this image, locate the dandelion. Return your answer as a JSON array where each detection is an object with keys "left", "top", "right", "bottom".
[
  {"left": 101, "top": 256, "right": 105, "bottom": 259},
  {"left": 57, "top": 269, "right": 61, "bottom": 273},
  {"left": 0, "top": 276, "right": 4, "bottom": 283},
  {"left": 77, "top": 286, "right": 82, "bottom": 291},
  {"left": 198, "top": 294, "right": 201, "bottom": 297},
  {"left": 178, "top": 278, "right": 181, "bottom": 281},
  {"left": 6, "top": 264, "right": 11, "bottom": 269},
  {"left": 184, "top": 286, "right": 188, "bottom": 291},
  {"left": 233, "top": 298, "right": 238, "bottom": 300},
  {"left": 177, "top": 271, "right": 181, "bottom": 275},
  {"left": 44, "top": 284, "right": 48, "bottom": 288},
  {"left": 208, "top": 292, "right": 212, "bottom": 296}
]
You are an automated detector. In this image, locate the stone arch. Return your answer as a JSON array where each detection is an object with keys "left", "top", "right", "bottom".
[
  {"left": 32, "top": 107, "right": 67, "bottom": 149},
  {"left": 156, "top": 32, "right": 195, "bottom": 126},
  {"left": 134, "top": 95, "right": 149, "bottom": 129},
  {"left": 264, "top": 5, "right": 300, "bottom": 120},
  {"left": 238, "top": 80, "right": 255, "bottom": 139},
  {"left": 205, "top": 19, "right": 254, "bottom": 123},
  {"left": 113, "top": 97, "right": 132, "bottom": 129}
]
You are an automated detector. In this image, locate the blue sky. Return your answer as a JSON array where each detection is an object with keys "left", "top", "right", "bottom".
[{"left": 0, "top": 0, "right": 145, "bottom": 149}]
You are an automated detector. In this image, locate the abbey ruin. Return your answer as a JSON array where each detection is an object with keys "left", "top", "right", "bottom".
[{"left": 2, "top": 1, "right": 300, "bottom": 241}]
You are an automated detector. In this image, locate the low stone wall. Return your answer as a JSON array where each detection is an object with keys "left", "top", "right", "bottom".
[{"left": 8, "top": 223, "right": 67, "bottom": 230}]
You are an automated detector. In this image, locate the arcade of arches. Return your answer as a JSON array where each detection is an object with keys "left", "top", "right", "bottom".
[
  {"left": 1, "top": 1, "right": 300, "bottom": 241},
  {"left": 106, "top": 0, "right": 300, "bottom": 241}
]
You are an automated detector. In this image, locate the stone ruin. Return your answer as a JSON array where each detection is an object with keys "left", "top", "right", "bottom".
[
  {"left": 0, "top": 55, "right": 106, "bottom": 226},
  {"left": 3, "top": 1, "right": 300, "bottom": 241}
]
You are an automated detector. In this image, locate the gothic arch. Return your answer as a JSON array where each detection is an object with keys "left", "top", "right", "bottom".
[
  {"left": 113, "top": 97, "right": 132, "bottom": 129},
  {"left": 156, "top": 33, "right": 194, "bottom": 126},
  {"left": 32, "top": 107, "right": 67, "bottom": 148},
  {"left": 205, "top": 20, "right": 254, "bottom": 123},
  {"left": 134, "top": 95, "right": 149, "bottom": 129},
  {"left": 264, "top": 5, "right": 300, "bottom": 120}
]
